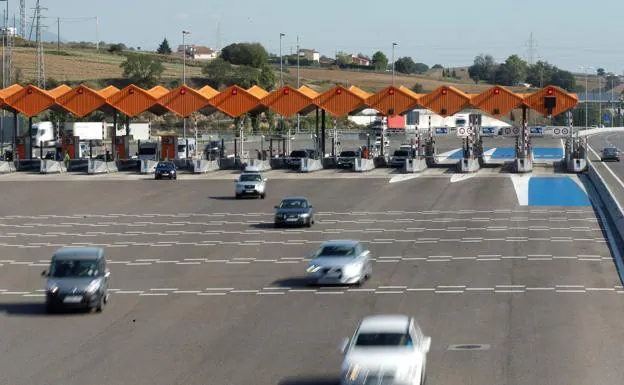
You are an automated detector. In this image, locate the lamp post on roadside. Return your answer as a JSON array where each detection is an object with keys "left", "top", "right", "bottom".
[
  {"left": 182, "top": 30, "right": 191, "bottom": 143},
  {"left": 279, "top": 33, "right": 285, "bottom": 87},
  {"left": 580, "top": 66, "right": 594, "bottom": 129},
  {"left": 392, "top": 42, "right": 397, "bottom": 86}
]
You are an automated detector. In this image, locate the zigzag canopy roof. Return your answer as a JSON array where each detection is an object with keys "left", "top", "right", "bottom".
[{"left": 0, "top": 83, "right": 578, "bottom": 118}]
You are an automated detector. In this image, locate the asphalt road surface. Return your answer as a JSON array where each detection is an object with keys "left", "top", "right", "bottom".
[
  {"left": 0, "top": 174, "right": 622, "bottom": 385},
  {"left": 587, "top": 132, "right": 624, "bottom": 204}
]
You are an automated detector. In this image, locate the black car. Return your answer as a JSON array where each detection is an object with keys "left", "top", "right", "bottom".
[
  {"left": 155, "top": 161, "right": 177, "bottom": 179},
  {"left": 337, "top": 150, "right": 360, "bottom": 169},
  {"left": 274, "top": 197, "right": 315, "bottom": 228},
  {"left": 601, "top": 148, "right": 620, "bottom": 162}
]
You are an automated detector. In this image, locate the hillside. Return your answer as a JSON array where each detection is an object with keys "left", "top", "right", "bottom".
[{"left": 8, "top": 45, "right": 541, "bottom": 94}]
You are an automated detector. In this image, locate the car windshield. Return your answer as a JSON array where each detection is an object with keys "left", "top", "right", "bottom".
[
  {"left": 317, "top": 245, "right": 356, "bottom": 257},
  {"left": 157, "top": 163, "right": 174, "bottom": 169},
  {"left": 354, "top": 332, "right": 413, "bottom": 347},
  {"left": 604, "top": 148, "right": 617, "bottom": 154},
  {"left": 290, "top": 150, "right": 307, "bottom": 158},
  {"left": 139, "top": 147, "right": 157, "bottom": 155},
  {"left": 240, "top": 174, "right": 262, "bottom": 182},
  {"left": 340, "top": 151, "right": 357, "bottom": 157},
  {"left": 50, "top": 259, "right": 100, "bottom": 278},
  {"left": 394, "top": 150, "right": 409, "bottom": 157},
  {"left": 279, "top": 199, "right": 308, "bottom": 209}
]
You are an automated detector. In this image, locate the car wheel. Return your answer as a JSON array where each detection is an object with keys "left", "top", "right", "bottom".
[
  {"left": 44, "top": 303, "right": 55, "bottom": 314},
  {"left": 95, "top": 296, "right": 104, "bottom": 313},
  {"left": 306, "top": 218, "right": 312, "bottom": 228},
  {"left": 260, "top": 193, "right": 266, "bottom": 199},
  {"left": 235, "top": 194, "right": 241, "bottom": 199},
  {"left": 274, "top": 222, "right": 280, "bottom": 228}
]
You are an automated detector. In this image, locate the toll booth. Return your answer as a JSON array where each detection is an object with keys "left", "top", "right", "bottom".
[
  {"left": 15, "top": 136, "right": 31, "bottom": 160},
  {"left": 61, "top": 136, "right": 79, "bottom": 159},
  {"left": 115, "top": 136, "right": 130, "bottom": 159},
  {"left": 161, "top": 135, "right": 176, "bottom": 160}
]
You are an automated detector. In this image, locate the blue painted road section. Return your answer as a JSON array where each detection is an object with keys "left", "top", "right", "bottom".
[
  {"left": 491, "top": 148, "right": 515, "bottom": 159},
  {"left": 528, "top": 177, "right": 590, "bottom": 206},
  {"left": 533, "top": 147, "right": 564, "bottom": 160},
  {"left": 447, "top": 149, "right": 464, "bottom": 159}
]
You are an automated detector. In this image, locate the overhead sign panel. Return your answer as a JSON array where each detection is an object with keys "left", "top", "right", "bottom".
[
  {"left": 480, "top": 126, "right": 497, "bottom": 136},
  {"left": 529, "top": 127, "right": 544, "bottom": 137}
]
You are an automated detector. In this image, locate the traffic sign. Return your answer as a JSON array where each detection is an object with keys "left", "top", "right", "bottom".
[
  {"left": 434, "top": 127, "right": 449, "bottom": 136},
  {"left": 512, "top": 127, "right": 520, "bottom": 135},
  {"left": 561, "top": 128, "right": 569, "bottom": 135},
  {"left": 603, "top": 113, "right": 611, "bottom": 124},
  {"left": 481, "top": 127, "right": 497, "bottom": 136},
  {"left": 504, "top": 127, "right": 512, "bottom": 136},
  {"left": 529, "top": 127, "right": 544, "bottom": 136},
  {"left": 554, "top": 128, "right": 561, "bottom": 135},
  {"left": 459, "top": 128, "right": 466, "bottom": 135},
  {"left": 467, "top": 127, "right": 474, "bottom": 135}
]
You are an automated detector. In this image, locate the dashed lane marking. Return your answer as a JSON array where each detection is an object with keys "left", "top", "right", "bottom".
[
  {"left": 0, "top": 209, "right": 597, "bottom": 221},
  {"left": 3, "top": 285, "right": 622, "bottom": 298},
  {"left": 0, "top": 254, "right": 612, "bottom": 268},
  {"left": 0, "top": 236, "right": 608, "bottom": 249}
]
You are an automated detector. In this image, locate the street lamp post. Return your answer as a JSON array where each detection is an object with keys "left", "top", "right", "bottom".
[
  {"left": 392, "top": 42, "right": 397, "bottom": 86},
  {"left": 580, "top": 66, "right": 594, "bottom": 129},
  {"left": 182, "top": 30, "right": 191, "bottom": 144},
  {"left": 296, "top": 35, "right": 300, "bottom": 133},
  {"left": 279, "top": 33, "right": 285, "bottom": 87}
]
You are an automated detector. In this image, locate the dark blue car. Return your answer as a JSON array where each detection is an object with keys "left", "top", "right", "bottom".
[
  {"left": 274, "top": 197, "right": 315, "bottom": 228},
  {"left": 155, "top": 161, "right": 178, "bottom": 180}
]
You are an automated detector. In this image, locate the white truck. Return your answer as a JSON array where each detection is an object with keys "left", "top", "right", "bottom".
[
  {"left": 32, "top": 121, "right": 105, "bottom": 148},
  {"left": 107, "top": 122, "right": 151, "bottom": 141},
  {"left": 177, "top": 137, "right": 196, "bottom": 159}
]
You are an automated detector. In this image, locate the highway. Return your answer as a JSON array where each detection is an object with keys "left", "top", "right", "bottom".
[
  {"left": 587, "top": 132, "right": 624, "bottom": 204},
  {"left": 0, "top": 166, "right": 622, "bottom": 385}
]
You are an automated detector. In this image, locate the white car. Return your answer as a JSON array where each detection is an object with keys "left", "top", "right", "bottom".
[
  {"left": 340, "top": 315, "right": 431, "bottom": 385},
  {"left": 234, "top": 172, "right": 267, "bottom": 199}
]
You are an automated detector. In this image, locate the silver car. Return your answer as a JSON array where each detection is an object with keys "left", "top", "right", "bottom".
[
  {"left": 41, "top": 247, "right": 110, "bottom": 313},
  {"left": 306, "top": 240, "right": 372, "bottom": 286},
  {"left": 234, "top": 172, "right": 267, "bottom": 199}
]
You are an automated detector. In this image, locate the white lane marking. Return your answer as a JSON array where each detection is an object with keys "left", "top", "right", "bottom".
[
  {"left": 588, "top": 144, "right": 624, "bottom": 193},
  {"left": 509, "top": 174, "right": 531, "bottom": 206},
  {"left": 389, "top": 174, "right": 421, "bottom": 184}
]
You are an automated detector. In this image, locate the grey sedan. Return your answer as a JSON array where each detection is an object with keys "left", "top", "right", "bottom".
[
  {"left": 305, "top": 240, "right": 372, "bottom": 286},
  {"left": 274, "top": 197, "right": 315, "bottom": 227}
]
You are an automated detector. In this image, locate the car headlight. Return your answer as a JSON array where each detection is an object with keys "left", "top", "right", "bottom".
[
  {"left": 344, "top": 364, "right": 363, "bottom": 382},
  {"left": 47, "top": 282, "right": 58, "bottom": 294},
  {"left": 300, "top": 213, "right": 310, "bottom": 218},
  {"left": 344, "top": 263, "right": 362, "bottom": 275},
  {"left": 306, "top": 264, "right": 321, "bottom": 273},
  {"left": 85, "top": 280, "right": 101, "bottom": 294}
]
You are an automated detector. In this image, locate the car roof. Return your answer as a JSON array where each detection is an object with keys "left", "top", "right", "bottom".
[
  {"left": 320, "top": 240, "right": 360, "bottom": 248},
  {"left": 280, "top": 196, "right": 309, "bottom": 201},
  {"left": 358, "top": 314, "right": 412, "bottom": 333},
  {"left": 52, "top": 247, "right": 103, "bottom": 261}
]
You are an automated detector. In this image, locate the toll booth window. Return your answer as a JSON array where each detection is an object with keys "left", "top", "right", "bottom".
[
  {"left": 177, "top": 145, "right": 186, "bottom": 152},
  {"left": 140, "top": 148, "right": 157, "bottom": 155},
  {"left": 290, "top": 150, "right": 307, "bottom": 158}
]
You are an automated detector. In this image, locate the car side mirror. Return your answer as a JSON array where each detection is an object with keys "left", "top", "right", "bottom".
[
  {"left": 41, "top": 270, "right": 48, "bottom": 277},
  {"left": 422, "top": 336, "right": 431, "bottom": 353},
  {"left": 339, "top": 338, "right": 350, "bottom": 354},
  {"left": 274, "top": 205, "right": 279, "bottom": 209}
]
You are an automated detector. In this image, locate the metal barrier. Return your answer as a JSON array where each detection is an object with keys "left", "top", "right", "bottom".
[
  {"left": 300, "top": 158, "right": 323, "bottom": 172},
  {"left": 88, "top": 159, "right": 118, "bottom": 174},
  {"left": 587, "top": 164, "right": 624, "bottom": 256},
  {"left": 192, "top": 160, "right": 219, "bottom": 174},
  {"left": 0, "top": 161, "right": 16, "bottom": 173},
  {"left": 140, "top": 160, "right": 158, "bottom": 174},
  {"left": 405, "top": 158, "right": 427, "bottom": 173},
  {"left": 354, "top": 158, "right": 375, "bottom": 172},
  {"left": 245, "top": 159, "right": 271, "bottom": 172},
  {"left": 40, "top": 160, "right": 67, "bottom": 174}
]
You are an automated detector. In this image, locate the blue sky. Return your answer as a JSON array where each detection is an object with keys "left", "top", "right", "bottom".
[{"left": 11, "top": 0, "right": 624, "bottom": 73}]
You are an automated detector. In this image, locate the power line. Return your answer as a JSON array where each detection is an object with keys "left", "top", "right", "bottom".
[
  {"left": 19, "top": 0, "right": 25, "bottom": 38},
  {"left": 34, "top": 0, "right": 46, "bottom": 88}
]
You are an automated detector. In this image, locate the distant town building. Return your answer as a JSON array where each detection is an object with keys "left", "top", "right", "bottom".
[
  {"left": 298, "top": 49, "right": 320, "bottom": 62},
  {"left": 177, "top": 44, "right": 218, "bottom": 60},
  {"left": 350, "top": 54, "right": 370, "bottom": 66}
]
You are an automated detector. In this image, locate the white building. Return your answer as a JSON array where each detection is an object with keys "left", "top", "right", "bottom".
[
  {"left": 186, "top": 45, "right": 218, "bottom": 60},
  {"left": 298, "top": 49, "right": 320, "bottom": 63}
]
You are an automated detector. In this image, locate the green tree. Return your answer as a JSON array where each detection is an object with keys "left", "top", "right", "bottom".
[
  {"left": 220, "top": 42, "right": 269, "bottom": 68},
  {"left": 451, "top": 69, "right": 457, "bottom": 78},
  {"left": 258, "top": 65, "right": 276, "bottom": 91},
  {"left": 526, "top": 61, "right": 556, "bottom": 87},
  {"left": 394, "top": 57, "right": 416, "bottom": 74},
  {"left": 495, "top": 55, "right": 528, "bottom": 86},
  {"left": 120, "top": 53, "right": 164, "bottom": 88},
  {"left": 411, "top": 83, "right": 424, "bottom": 93},
  {"left": 413, "top": 62, "right": 429, "bottom": 74},
  {"left": 202, "top": 58, "right": 235, "bottom": 89},
  {"left": 432, "top": 64, "right": 443, "bottom": 69},
  {"left": 108, "top": 43, "right": 126, "bottom": 54},
  {"left": 156, "top": 38, "right": 172, "bottom": 55},
  {"left": 336, "top": 52, "right": 351, "bottom": 66},
  {"left": 597, "top": 68, "right": 606, "bottom": 77},
  {"left": 371, "top": 51, "right": 388, "bottom": 71},
  {"left": 468, "top": 54, "right": 497, "bottom": 83}
]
